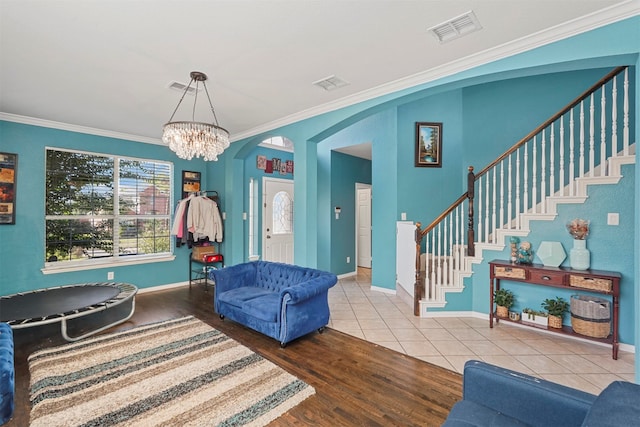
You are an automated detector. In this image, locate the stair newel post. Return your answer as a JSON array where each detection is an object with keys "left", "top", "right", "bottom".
[
  {"left": 414, "top": 222, "right": 425, "bottom": 316},
  {"left": 467, "top": 166, "right": 475, "bottom": 257}
]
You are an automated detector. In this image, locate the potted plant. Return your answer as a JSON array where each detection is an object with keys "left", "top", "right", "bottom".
[
  {"left": 541, "top": 297, "right": 569, "bottom": 329},
  {"left": 494, "top": 289, "right": 515, "bottom": 318},
  {"left": 522, "top": 308, "right": 549, "bottom": 328}
]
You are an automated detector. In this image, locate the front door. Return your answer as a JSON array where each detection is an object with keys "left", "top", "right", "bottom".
[{"left": 263, "top": 177, "right": 294, "bottom": 264}]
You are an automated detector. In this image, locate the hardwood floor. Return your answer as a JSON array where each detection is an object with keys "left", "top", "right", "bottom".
[{"left": 7, "top": 284, "right": 462, "bottom": 426}]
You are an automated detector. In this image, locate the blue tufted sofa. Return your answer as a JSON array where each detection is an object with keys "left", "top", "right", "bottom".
[
  {"left": 0, "top": 323, "right": 14, "bottom": 426},
  {"left": 210, "top": 261, "right": 337, "bottom": 346},
  {"left": 443, "top": 360, "right": 640, "bottom": 426}
]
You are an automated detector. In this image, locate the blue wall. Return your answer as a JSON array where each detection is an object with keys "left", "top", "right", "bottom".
[{"left": 0, "top": 120, "right": 209, "bottom": 293}]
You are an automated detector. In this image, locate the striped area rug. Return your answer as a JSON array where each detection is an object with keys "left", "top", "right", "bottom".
[{"left": 28, "top": 316, "right": 315, "bottom": 426}]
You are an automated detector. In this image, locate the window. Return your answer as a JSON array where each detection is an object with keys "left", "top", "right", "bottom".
[
  {"left": 259, "top": 136, "right": 293, "bottom": 152},
  {"left": 45, "top": 148, "right": 172, "bottom": 269},
  {"left": 248, "top": 178, "right": 259, "bottom": 259},
  {"left": 272, "top": 191, "right": 293, "bottom": 234}
]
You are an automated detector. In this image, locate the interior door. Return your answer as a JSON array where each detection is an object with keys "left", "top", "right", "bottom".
[
  {"left": 263, "top": 178, "right": 294, "bottom": 264},
  {"left": 356, "top": 186, "right": 372, "bottom": 268}
]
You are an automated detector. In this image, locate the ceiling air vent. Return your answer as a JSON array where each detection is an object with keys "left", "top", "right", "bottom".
[
  {"left": 312, "top": 75, "right": 350, "bottom": 91},
  {"left": 428, "top": 11, "right": 482, "bottom": 43},
  {"left": 168, "top": 81, "right": 199, "bottom": 95}
]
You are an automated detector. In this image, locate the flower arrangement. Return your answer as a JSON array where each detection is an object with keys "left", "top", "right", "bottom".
[{"left": 567, "top": 218, "right": 589, "bottom": 240}]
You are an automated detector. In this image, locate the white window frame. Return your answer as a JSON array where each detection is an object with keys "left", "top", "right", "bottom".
[{"left": 42, "top": 147, "right": 175, "bottom": 274}]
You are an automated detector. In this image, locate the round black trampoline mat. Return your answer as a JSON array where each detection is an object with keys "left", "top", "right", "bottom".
[{"left": 0, "top": 285, "right": 120, "bottom": 322}]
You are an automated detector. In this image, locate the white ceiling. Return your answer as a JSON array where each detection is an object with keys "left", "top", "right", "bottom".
[{"left": 1, "top": 1, "right": 637, "bottom": 150}]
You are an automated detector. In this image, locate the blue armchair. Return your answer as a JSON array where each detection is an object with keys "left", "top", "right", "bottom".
[
  {"left": 0, "top": 323, "right": 14, "bottom": 426},
  {"left": 444, "top": 360, "right": 640, "bottom": 427},
  {"left": 210, "top": 261, "right": 337, "bottom": 346}
]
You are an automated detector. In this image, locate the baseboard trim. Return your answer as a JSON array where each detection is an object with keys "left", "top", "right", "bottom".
[{"left": 137, "top": 281, "right": 189, "bottom": 294}]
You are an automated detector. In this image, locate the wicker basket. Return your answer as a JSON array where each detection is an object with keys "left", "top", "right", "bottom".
[
  {"left": 570, "top": 295, "right": 611, "bottom": 338},
  {"left": 548, "top": 315, "right": 563, "bottom": 329},
  {"left": 496, "top": 305, "right": 509, "bottom": 318}
]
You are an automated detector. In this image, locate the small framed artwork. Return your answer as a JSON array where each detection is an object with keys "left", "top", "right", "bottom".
[
  {"left": 0, "top": 152, "right": 17, "bottom": 225},
  {"left": 256, "top": 155, "right": 267, "bottom": 170},
  {"left": 415, "top": 122, "right": 442, "bottom": 167},
  {"left": 182, "top": 170, "right": 201, "bottom": 198}
]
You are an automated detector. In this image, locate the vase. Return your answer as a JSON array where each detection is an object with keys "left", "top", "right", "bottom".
[{"left": 570, "top": 239, "right": 590, "bottom": 270}]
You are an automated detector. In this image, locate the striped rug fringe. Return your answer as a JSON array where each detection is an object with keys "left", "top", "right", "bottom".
[{"left": 29, "top": 316, "right": 315, "bottom": 426}]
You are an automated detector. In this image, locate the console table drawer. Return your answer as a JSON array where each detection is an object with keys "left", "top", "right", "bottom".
[
  {"left": 529, "top": 270, "right": 564, "bottom": 286},
  {"left": 569, "top": 275, "right": 613, "bottom": 292},
  {"left": 494, "top": 265, "right": 526, "bottom": 280}
]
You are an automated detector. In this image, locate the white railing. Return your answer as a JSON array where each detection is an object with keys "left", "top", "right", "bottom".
[{"left": 416, "top": 66, "right": 631, "bottom": 306}]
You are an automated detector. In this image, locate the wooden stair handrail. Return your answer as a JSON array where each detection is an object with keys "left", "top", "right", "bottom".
[{"left": 474, "top": 66, "right": 626, "bottom": 180}]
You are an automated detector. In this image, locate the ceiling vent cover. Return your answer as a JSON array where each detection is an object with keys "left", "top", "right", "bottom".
[
  {"left": 168, "top": 81, "right": 199, "bottom": 95},
  {"left": 312, "top": 75, "right": 350, "bottom": 91},
  {"left": 428, "top": 10, "right": 482, "bottom": 43}
]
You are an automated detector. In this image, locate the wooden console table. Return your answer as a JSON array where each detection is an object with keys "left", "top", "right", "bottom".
[{"left": 489, "top": 259, "right": 621, "bottom": 359}]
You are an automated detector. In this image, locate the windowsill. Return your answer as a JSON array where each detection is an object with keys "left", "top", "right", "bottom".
[{"left": 41, "top": 254, "right": 176, "bottom": 275}]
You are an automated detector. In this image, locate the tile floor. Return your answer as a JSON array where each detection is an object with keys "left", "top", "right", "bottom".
[{"left": 327, "top": 268, "right": 635, "bottom": 395}]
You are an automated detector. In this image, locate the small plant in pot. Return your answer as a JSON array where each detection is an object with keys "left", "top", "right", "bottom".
[
  {"left": 494, "top": 289, "right": 515, "bottom": 318},
  {"left": 541, "top": 297, "right": 569, "bottom": 329}
]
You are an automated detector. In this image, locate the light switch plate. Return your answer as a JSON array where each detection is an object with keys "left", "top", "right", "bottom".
[{"left": 607, "top": 212, "right": 619, "bottom": 225}]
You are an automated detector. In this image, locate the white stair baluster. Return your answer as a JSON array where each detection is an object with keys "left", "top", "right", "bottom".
[
  {"left": 499, "top": 160, "right": 505, "bottom": 230},
  {"left": 541, "top": 129, "right": 547, "bottom": 213},
  {"left": 430, "top": 230, "right": 436, "bottom": 301},
  {"left": 478, "top": 175, "right": 483, "bottom": 243},
  {"left": 611, "top": 76, "right": 618, "bottom": 159},
  {"left": 569, "top": 109, "right": 575, "bottom": 196},
  {"left": 589, "top": 94, "right": 595, "bottom": 176},
  {"left": 491, "top": 168, "right": 497, "bottom": 243},
  {"left": 523, "top": 142, "right": 529, "bottom": 214},
  {"left": 532, "top": 136, "right": 538, "bottom": 214},
  {"left": 515, "top": 150, "right": 521, "bottom": 229},
  {"left": 444, "top": 215, "right": 449, "bottom": 287},
  {"left": 507, "top": 155, "right": 513, "bottom": 229},
  {"left": 623, "top": 68, "right": 629, "bottom": 155},
  {"left": 600, "top": 88, "right": 606, "bottom": 176},
  {"left": 559, "top": 117, "right": 565, "bottom": 196},
  {"left": 580, "top": 101, "right": 585, "bottom": 179},
  {"left": 550, "top": 123, "right": 555, "bottom": 197},
  {"left": 459, "top": 202, "right": 464, "bottom": 274},
  {"left": 437, "top": 222, "right": 442, "bottom": 296},
  {"left": 484, "top": 174, "right": 490, "bottom": 243}
]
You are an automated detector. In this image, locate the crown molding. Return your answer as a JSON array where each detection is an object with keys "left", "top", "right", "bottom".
[
  {"left": 2, "top": 2, "right": 637, "bottom": 145},
  {"left": 0, "top": 112, "right": 163, "bottom": 145},
  {"left": 231, "top": 1, "right": 639, "bottom": 142}
]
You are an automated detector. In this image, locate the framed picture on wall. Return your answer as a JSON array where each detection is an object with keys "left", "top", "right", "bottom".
[
  {"left": 0, "top": 152, "right": 17, "bottom": 225},
  {"left": 415, "top": 122, "right": 442, "bottom": 167},
  {"left": 182, "top": 170, "right": 201, "bottom": 198}
]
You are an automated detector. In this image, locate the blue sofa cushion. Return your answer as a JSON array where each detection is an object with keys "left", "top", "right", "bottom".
[
  {"left": 242, "top": 293, "right": 281, "bottom": 323},
  {"left": 446, "top": 400, "right": 530, "bottom": 426},
  {"left": 217, "top": 287, "right": 279, "bottom": 322},
  {"left": 581, "top": 381, "right": 640, "bottom": 427}
]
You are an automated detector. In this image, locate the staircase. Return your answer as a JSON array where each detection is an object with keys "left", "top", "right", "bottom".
[{"left": 414, "top": 66, "right": 635, "bottom": 315}]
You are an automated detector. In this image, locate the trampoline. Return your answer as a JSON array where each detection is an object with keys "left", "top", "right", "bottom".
[{"left": 0, "top": 282, "right": 137, "bottom": 341}]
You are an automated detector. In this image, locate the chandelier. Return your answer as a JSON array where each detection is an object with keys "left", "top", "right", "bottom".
[{"left": 162, "top": 71, "right": 230, "bottom": 161}]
